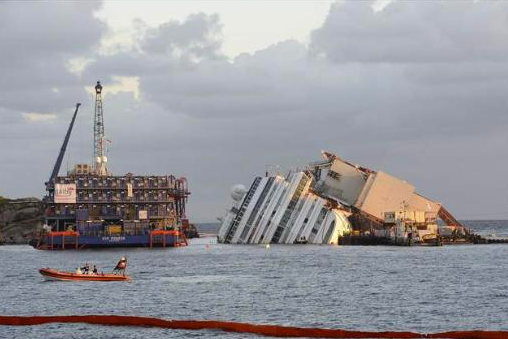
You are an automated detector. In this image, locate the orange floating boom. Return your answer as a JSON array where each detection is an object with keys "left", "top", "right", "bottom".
[{"left": 0, "top": 315, "right": 507, "bottom": 339}]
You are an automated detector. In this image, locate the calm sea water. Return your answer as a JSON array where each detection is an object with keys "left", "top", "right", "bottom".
[{"left": 0, "top": 220, "right": 507, "bottom": 338}]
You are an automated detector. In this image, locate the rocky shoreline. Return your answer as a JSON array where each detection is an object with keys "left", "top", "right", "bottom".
[{"left": 0, "top": 197, "right": 43, "bottom": 244}]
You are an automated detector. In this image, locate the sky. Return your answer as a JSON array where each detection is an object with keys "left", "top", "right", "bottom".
[{"left": 0, "top": 0, "right": 507, "bottom": 222}]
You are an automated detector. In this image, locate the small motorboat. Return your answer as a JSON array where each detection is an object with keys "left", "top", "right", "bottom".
[
  {"left": 39, "top": 268, "right": 130, "bottom": 282},
  {"left": 294, "top": 236, "right": 308, "bottom": 244}
]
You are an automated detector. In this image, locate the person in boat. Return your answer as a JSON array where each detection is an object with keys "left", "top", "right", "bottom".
[
  {"left": 92, "top": 265, "right": 98, "bottom": 275},
  {"left": 75, "top": 267, "right": 82, "bottom": 275},
  {"left": 81, "top": 263, "right": 90, "bottom": 274},
  {"left": 113, "top": 257, "right": 127, "bottom": 275}
]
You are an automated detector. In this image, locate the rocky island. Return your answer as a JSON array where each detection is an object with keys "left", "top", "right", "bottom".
[{"left": 0, "top": 197, "right": 43, "bottom": 244}]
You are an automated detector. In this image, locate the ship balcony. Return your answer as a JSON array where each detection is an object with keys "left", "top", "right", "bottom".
[
  {"left": 75, "top": 186, "right": 179, "bottom": 190},
  {"left": 45, "top": 210, "right": 174, "bottom": 219},
  {"left": 47, "top": 187, "right": 189, "bottom": 198}
]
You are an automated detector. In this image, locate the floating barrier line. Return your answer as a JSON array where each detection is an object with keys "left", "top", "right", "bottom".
[{"left": 0, "top": 315, "right": 507, "bottom": 339}]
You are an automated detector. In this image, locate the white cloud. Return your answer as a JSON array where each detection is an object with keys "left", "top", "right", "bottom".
[
  {"left": 95, "top": 1, "right": 334, "bottom": 58},
  {"left": 22, "top": 112, "right": 57, "bottom": 122},
  {"left": 372, "top": 0, "right": 394, "bottom": 12},
  {"left": 66, "top": 57, "right": 95, "bottom": 76}
]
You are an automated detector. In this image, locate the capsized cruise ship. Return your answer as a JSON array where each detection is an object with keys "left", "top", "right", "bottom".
[{"left": 218, "top": 151, "right": 463, "bottom": 245}]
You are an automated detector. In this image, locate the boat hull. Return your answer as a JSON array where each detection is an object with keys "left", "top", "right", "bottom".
[
  {"left": 39, "top": 268, "right": 130, "bottom": 281},
  {"left": 31, "top": 233, "right": 187, "bottom": 250}
]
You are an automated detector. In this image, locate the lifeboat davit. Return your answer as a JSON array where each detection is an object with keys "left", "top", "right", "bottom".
[{"left": 39, "top": 268, "right": 130, "bottom": 281}]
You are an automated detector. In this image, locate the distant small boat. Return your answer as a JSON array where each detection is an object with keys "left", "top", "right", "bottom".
[
  {"left": 39, "top": 268, "right": 130, "bottom": 281},
  {"left": 294, "top": 238, "right": 308, "bottom": 244}
]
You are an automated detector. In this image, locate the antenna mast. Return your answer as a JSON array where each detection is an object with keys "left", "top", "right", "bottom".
[{"left": 93, "top": 81, "right": 108, "bottom": 175}]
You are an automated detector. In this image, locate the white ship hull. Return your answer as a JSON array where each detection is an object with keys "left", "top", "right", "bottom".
[{"left": 218, "top": 171, "right": 351, "bottom": 245}]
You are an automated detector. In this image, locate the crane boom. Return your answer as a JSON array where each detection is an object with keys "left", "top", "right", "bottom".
[{"left": 48, "top": 103, "right": 81, "bottom": 184}]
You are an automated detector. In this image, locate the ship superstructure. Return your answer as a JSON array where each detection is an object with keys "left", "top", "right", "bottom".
[
  {"left": 218, "top": 151, "right": 464, "bottom": 245},
  {"left": 33, "top": 81, "right": 190, "bottom": 249}
]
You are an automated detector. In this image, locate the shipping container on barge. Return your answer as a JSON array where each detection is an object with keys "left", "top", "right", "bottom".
[{"left": 31, "top": 81, "right": 191, "bottom": 250}]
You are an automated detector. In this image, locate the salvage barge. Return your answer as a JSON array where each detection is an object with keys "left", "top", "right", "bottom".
[
  {"left": 218, "top": 151, "right": 471, "bottom": 246},
  {"left": 31, "top": 82, "right": 190, "bottom": 250}
]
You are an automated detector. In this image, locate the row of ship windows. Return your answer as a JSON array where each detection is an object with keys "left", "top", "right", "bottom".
[
  {"left": 246, "top": 179, "right": 278, "bottom": 243},
  {"left": 272, "top": 176, "right": 310, "bottom": 241},
  {"left": 53, "top": 177, "right": 180, "bottom": 189},
  {"left": 49, "top": 203, "right": 176, "bottom": 211},
  {"left": 75, "top": 192, "right": 173, "bottom": 197},
  {"left": 225, "top": 177, "right": 262, "bottom": 242},
  {"left": 74, "top": 196, "right": 175, "bottom": 202},
  {"left": 262, "top": 177, "right": 303, "bottom": 242},
  {"left": 239, "top": 178, "right": 275, "bottom": 242},
  {"left": 46, "top": 204, "right": 178, "bottom": 217},
  {"left": 234, "top": 175, "right": 314, "bottom": 244}
]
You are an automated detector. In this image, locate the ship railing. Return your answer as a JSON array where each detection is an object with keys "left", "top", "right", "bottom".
[
  {"left": 73, "top": 199, "right": 178, "bottom": 204},
  {"left": 75, "top": 185, "right": 178, "bottom": 190}
]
